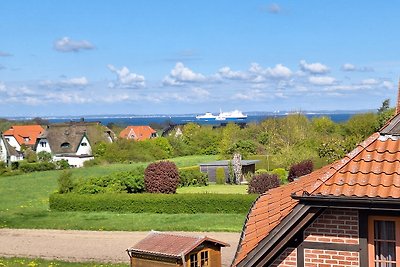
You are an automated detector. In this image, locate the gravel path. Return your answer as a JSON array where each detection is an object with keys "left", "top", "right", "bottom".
[{"left": 0, "top": 229, "right": 240, "bottom": 267}]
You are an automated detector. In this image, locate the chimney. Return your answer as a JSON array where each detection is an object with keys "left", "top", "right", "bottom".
[{"left": 396, "top": 78, "right": 400, "bottom": 115}]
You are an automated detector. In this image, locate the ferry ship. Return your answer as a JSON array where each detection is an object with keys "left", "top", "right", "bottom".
[{"left": 196, "top": 110, "right": 247, "bottom": 121}]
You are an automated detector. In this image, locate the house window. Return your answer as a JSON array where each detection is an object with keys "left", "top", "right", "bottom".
[
  {"left": 190, "top": 253, "right": 198, "bottom": 267},
  {"left": 5, "top": 138, "right": 9, "bottom": 142},
  {"left": 60, "top": 142, "right": 70, "bottom": 148},
  {"left": 81, "top": 142, "right": 87, "bottom": 146},
  {"left": 369, "top": 216, "right": 400, "bottom": 267},
  {"left": 40, "top": 141, "right": 46, "bottom": 147},
  {"left": 200, "top": 251, "right": 209, "bottom": 267}
]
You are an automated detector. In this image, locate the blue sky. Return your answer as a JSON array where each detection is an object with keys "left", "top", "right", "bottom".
[{"left": 0, "top": 1, "right": 399, "bottom": 116}]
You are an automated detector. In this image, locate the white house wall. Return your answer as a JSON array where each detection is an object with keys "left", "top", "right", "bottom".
[
  {"left": 4, "top": 136, "right": 20, "bottom": 151},
  {"left": 76, "top": 136, "right": 92, "bottom": 155},
  {"left": 0, "top": 139, "right": 7, "bottom": 163},
  {"left": 36, "top": 139, "right": 52, "bottom": 154},
  {"left": 54, "top": 155, "right": 94, "bottom": 168}
]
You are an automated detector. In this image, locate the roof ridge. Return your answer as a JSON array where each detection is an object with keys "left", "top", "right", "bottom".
[{"left": 306, "top": 132, "right": 380, "bottom": 195}]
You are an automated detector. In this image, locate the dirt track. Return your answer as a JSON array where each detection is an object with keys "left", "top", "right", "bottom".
[{"left": 0, "top": 229, "right": 240, "bottom": 266}]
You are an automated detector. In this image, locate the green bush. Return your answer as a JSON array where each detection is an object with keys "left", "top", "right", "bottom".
[
  {"left": 74, "top": 167, "right": 145, "bottom": 194},
  {"left": 179, "top": 166, "right": 208, "bottom": 187},
  {"left": 49, "top": 193, "right": 257, "bottom": 214},
  {"left": 58, "top": 170, "right": 74, "bottom": 194},
  {"left": 215, "top": 167, "right": 226, "bottom": 184},
  {"left": 56, "top": 159, "right": 70, "bottom": 169},
  {"left": 270, "top": 168, "right": 288, "bottom": 184},
  {"left": 19, "top": 161, "right": 56, "bottom": 173},
  {"left": 255, "top": 169, "right": 269, "bottom": 175}
]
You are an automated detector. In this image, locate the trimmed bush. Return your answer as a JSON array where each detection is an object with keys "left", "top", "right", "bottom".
[
  {"left": 287, "top": 160, "right": 313, "bottom": 182},
  {"left": 179, "top": 166, "right": 208, "bottom": 187},
  {"left": 19, "top": 161, "right": 56, "bottom": 173},
  {"left": 215, "top": 167, "right": 225, "bottom": 184},
  {"left": 49, "top": 193, "right": 257, "bottom": 214},
  {"left": 145, "top": 161, "right": 179, "bottom": 193},
  {"left": 248, "top": 173, "right": 280, "bottom": 194}
]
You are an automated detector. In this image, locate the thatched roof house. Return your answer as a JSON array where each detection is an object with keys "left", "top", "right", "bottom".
[{"left": 35, "top": 121, "right": 115, "bottom": 167}]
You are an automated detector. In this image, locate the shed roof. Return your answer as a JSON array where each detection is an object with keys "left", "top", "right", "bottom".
[
  {"left": 127, "top": 231, "right": 229, "bottom": 259},
  {"left": 200, "top": 160, "right": 259, "bottom": 167},
  {"left": 233, "top": 113, "right": 400, "bottom": 266}
]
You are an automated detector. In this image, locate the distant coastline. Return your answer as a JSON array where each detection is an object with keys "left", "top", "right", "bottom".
[{"left": 3, "top": 110, "right": 373, "bottom": 126}]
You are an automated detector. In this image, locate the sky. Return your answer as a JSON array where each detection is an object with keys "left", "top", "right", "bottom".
[{"left": 0, "top": 1, "right": 399, "bottom": 117}]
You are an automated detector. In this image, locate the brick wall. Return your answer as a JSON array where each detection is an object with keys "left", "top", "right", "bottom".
[
  {"left": 304, "top": 208, "right": 359, "bottom": 244},
  {"left": 271, "top": 208, "right": 360, "bottom": 266},
  {"left": 304, "top": 249, "right": 359, "bottom": 267},
  {"left": 271, "top": 247, "right": 297, "bottom": 267}
]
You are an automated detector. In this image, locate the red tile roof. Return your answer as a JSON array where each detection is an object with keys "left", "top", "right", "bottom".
[
  {"left": 119, "top": 126, "right": 156, "bottom": 141},
  {"left": 233, "top": 130, "right": 400, "bottom": 266},
  {"left": 3, "top": 125, "right": 44, "bottom": 146},
  {"left": 127, "top": 231, "right": 229, "bottom": 259}
]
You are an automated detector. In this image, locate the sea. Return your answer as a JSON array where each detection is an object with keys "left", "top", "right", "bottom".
[{"left": 6, "top": 111, "right": 365, "bottom": 126}]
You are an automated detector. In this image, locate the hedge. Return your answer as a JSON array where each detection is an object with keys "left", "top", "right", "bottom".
[{"left": 49, "top": 193, "right": 257, "bottom": 214}]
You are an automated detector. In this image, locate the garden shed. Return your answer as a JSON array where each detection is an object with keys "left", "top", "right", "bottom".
[
  {"left": 199, "top": 160, "right": 259, "bottom": 183},
  {"left": 127, "top": 231, "right": 229, "bottom": 267}
]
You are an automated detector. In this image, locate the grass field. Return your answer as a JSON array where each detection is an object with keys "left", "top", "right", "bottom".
[
  {"left": 0, "top": 257, "right": 128, "bottom": 267},
  {"left": 0, "top": 155, "right": 247, "bottom": 232}
]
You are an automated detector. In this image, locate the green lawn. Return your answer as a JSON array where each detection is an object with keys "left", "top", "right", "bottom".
[
  {"left": 0, "top": 155, "right": 246, "bottom": 232},
  {"left": 0, "top": 257, "right": 128, "bottom": 267}
]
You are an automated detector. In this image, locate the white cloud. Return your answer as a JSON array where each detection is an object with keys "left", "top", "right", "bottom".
[
  {"left": 0, "top": 51, "right": 12, "bottom": 57},
  {"left": 267, "top": 3, "right": 281, "bottom": 14},
  {"left": 108, "top": 65, "right": 145, "bottom": 89},
  {"left": 361, "top": 78, "right": 379, "bottom": 85},
  {"left": 163, "top": 62, "right": 205, "bottom": 86},
  {"left": 250, "top": 63, "right": 292, "bottom": 79},
  {"left": 232, "top": 89, "right": 267, "bottom": 100},
  {"left": 54, "top": 37, "right": 95, "bottom": 52},
  {"left": 0, "top": 82, "right": 6, "bottom": 92},
  {"left": 217, "top": 66, "right": 247, "bottom": 80},
  {"left": 308, "top": 76, "right": 336, "bottom": 85},
  {"left": 192, "top": 87, "right": 210, "bottom": 98},
  {"left": 341, "top": 63, "right": 374, "bottom": 72},
  {"left": 382, "top": 81, "right": 395, "bottom": 89},
  {"left": 299, "top": 60, "right": 329, "bottom": 74},
  {"left": 341, "top": 63, "right": 356, "bottom": 71},
  {"left": 39, "top": 77, "right": 89, "bottom": 89}
]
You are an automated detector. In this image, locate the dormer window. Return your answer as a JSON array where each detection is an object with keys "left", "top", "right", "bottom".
[
  {"left": 81, "top": 142, "right": 88, "bottom": 146},
  {"left": 61, "top": 142, "right": 71, "bottom": 148}
]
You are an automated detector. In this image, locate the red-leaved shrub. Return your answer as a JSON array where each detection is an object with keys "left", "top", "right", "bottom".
[
  {"left": 248, "top": 173, "right": 280, "bottom": 194},
  {"left": 144, "top": 161, "right": 179, "bottom": 194},
  {"left": 287, "top": 160, "right": 313, "bottom": 182}
]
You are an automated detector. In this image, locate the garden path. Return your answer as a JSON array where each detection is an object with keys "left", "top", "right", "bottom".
[{"left": 0, "top": 229, "right": 240, "bottom": 267}]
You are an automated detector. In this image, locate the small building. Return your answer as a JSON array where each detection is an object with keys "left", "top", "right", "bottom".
[
  {"left": 3, "top": 125, "right": 44, "bottom": 152},
  {"left": 35, "top": 121, "right": 115, "bottom": 167},
  {"left": 127, "top": 231, "right": 229, "bottom": 267},
  {"left": 199, "top": 160, "right": 259, "bottom": 183},
  {"left": 119, "top": 125, "right": 157, "bottom": 141},
  {"left": 0, "top": 134, "right": 23, "bottom": 166},
  {"left": 231, "top": 94, "right": 400, "bottom": 266}
]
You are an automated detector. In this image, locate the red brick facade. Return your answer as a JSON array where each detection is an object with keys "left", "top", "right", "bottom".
[
  {"left": 304, "top": 249, "right": 359, "bottom": 267},
  {"left": 304, "top": 209, "right": 359, "bottom": 244},
  {"left": 271, "top": 208, "right": 360, "bottom": 266},
  {"left": 271, "top": 247, "right": 297, "bottom": 267}
]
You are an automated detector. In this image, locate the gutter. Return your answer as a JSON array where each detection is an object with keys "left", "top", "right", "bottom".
[{"left": 292, "top": 195, "right": 400, "bottom": 210}]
